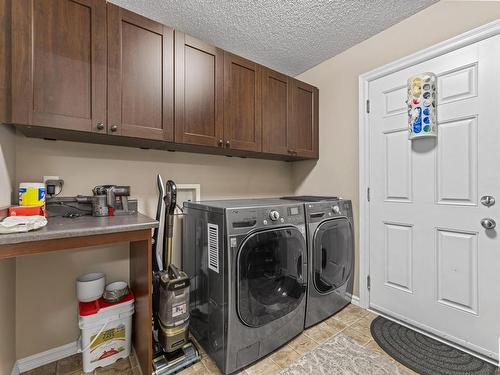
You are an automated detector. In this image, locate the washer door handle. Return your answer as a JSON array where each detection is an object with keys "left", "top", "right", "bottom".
[{"left": 297, "top": 254, "right": 303, "bottom": 284}]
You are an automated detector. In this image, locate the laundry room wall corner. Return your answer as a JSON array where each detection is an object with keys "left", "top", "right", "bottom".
[
  {"left": 292, "top": 0, "right": 500, "bottom": 298},
  {"left": 0, "top": 140, "right": 16, "bottom": 371},
  {"left": 0, "top": 123, "right": 17, "bottom": 375}
]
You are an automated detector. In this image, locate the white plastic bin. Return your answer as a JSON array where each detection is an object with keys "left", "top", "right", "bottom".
[{"left": 78, "top": 292, "right": 134, "bottom": 373}]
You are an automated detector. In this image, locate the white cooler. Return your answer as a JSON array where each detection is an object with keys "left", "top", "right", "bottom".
[{"left": 78, "top": 292, "right": 134, "bottom": 373}]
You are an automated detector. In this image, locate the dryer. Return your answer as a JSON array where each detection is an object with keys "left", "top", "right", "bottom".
[
  {"left": 283, "top": 197, "right": 354, "bottom": 328},
  {"left": 182, "top": 199, "right": 307, "bottom": 374}
]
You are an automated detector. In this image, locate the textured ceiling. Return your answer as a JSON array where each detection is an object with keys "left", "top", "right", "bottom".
[{"left": 109, "top": 0, "right": 437, "bottom": 76}]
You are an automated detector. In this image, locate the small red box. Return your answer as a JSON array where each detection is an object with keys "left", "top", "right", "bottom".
[{"left": 8, "top": 206, "right": 46, "bottom": 217}]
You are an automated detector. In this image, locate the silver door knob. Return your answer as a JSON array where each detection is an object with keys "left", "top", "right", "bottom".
[{"left": 480, "top": 218, "right": 496, "bottom": 230}]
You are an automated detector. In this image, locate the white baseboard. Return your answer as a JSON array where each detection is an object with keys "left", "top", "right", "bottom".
[
  {"left": 14, "top": 341, "right": 79, "bottom": 374},
  {"left": 10, "top": 363, "right": 20, "bottom": 375},
  {"left": 347, "top": 293, "right": 360, "bottom": 306}
]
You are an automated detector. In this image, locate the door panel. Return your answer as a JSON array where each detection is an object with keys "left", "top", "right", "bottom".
[
  {"left": 385, "top": 130, "right": 412, "bottom": 202},
  {"left": 369, "top": 36, "right": 500, "bottom": 360},
  {"left": 383, "top": 222, "right": 413, "bottom": 293},
  {"left": 289, "top": 79, "right": 318, "bottom": 158},
  {"left": 436, "top": 117, "right": 477, "bottom": 205},
  {"left": 107, "top": 4, "right": 173, "bottom": 140},
  {"left": 224, "top": 53, "right": 262, "bottom": 152},
  {"left": 436, "top": 229, "right": 478, "bottom": 314},
  {"left": 12, "top": 0, "right": 106, "bottom": 132},
  {"left": 175, "top": 33, "right": 223, "bottom": 147},
  {"left": 262, "top": 68, "right": 289, "bottom": 156}
]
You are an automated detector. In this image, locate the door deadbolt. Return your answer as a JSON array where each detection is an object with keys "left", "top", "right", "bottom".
[{"left": 480, "top": 195, "right": 495, "bottom": 207}]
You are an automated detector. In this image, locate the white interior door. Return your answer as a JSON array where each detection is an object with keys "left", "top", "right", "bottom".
[{"left": 368, "top": 34, "right": 500, "bottom": 361}]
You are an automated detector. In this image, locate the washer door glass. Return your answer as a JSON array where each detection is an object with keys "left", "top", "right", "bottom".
[
  {"left": 313, "top": 218, "right": 354, "bottom": 294},
  {"left": 238, "top": 227, "right": 306, "bottom": 327}
]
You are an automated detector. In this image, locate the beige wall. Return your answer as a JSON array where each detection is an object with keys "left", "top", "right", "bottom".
[
  {"left": 0, "top": 9, "right": 15, "bottom": 371},
  {"left": 0, "top": 124, "right": 16, "bottom": 375},
  {"left": 15, "top": 244, "right": 130, "bottom": 358},
  {"left": 0, "top": 125, "right": 15, "bottom": 208},
  {"left": 14, "top": 134, "right": 294, "bottom": 357},
  {"left": 0, "top": 259, "right": 16, "bottom": 375},
  {"left": 293, "top": 0, "right": 500, "bottom": 296}
]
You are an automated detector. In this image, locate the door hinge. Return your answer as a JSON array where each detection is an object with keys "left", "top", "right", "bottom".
[
  {"left": 366, "top": 99, "right": 370, "bottom": 113},
  {"left": 367, "top": 275, "right": 371, "bottom": 291},
  {"left": 367, "top": 187, "right": 370, "bottom": 202}
]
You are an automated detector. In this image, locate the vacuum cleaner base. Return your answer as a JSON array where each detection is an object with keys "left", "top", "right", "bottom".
[
  {"left": 158, "top": 319, "right": 190, "bottom": 353},
  {"left": 152, "top": 340, "right": 200, "bottom": 375}
]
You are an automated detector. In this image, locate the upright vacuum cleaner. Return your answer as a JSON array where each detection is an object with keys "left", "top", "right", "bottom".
[{"left": 152, "top": 176, "right": 200, "bottom": 374}]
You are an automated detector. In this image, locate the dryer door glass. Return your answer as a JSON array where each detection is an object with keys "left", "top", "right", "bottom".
[
  {"left": 238, "top": 227, "right": 306, "bottom": 327},
  {"left": 313, "top": 218, "right": 354, "bottom": 294}
]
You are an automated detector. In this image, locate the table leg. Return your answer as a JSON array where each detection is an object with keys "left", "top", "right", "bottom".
[{"left": 130, "top": 235, "right": 152, "bottom": 375}]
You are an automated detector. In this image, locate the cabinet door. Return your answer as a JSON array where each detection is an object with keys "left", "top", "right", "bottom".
[
  {"left": 262, "top": 68, "right": 290, "bottom": 156},
  {"left": 175, "top": 33, "right": 223, "bottom": 147},
  {"left": 223, "top": 53, "right": 262, "bottom": 152},
  {"left": 107, "top": 4, "right": 173, "bottom": 141},
  {"left": 289, "top": 79, "right": 319, "bottom": 159},
  {"left": 12, "top": 0, "right": 107, "bottom": 132}
]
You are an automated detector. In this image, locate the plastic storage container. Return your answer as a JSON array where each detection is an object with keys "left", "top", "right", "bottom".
[
  {"left": 19, "top": 182, "right": 46, "bottom": 207},
  {"left": 78, "top": 291, "right": 134, "bottom": 373}
]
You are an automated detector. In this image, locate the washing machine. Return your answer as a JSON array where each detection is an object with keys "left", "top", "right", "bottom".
[
  {"left": 282, "top": 196, "right": 354, "bottom": 328},
  {"left": 182, "top": 199, "right": 307, "bottom": 374}
]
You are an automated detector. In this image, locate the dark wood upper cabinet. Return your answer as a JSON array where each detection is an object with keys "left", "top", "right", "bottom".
[
  {"left": 10, "top": 2, "right": 318, "bottom": 160},
  {"left": 289, "top": 79, "right": 319, "bottom": 159},
  {"left": 223, "top": 52, "right": 262, "bottom": 152},
  {"left": 261, "top": 68, "right": 290, "bottom": 156},
  {"left": 12, "top": 0, "right": 107, "bottom": 132},
  {"left": 175, "top": 32, "right": 223, "bottom": 147},
  {"left": 107, "top": 4, "right": 174, "bottom": 141}
]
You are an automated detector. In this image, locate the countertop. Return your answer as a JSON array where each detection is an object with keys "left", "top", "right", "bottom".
[{"left": 0, "top": 213, "right": 158, "bottom": 246}]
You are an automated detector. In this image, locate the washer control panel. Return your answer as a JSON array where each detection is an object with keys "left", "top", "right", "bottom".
[
  {"left": 269, "top": 210, "right": 280, "bottom": 221},
  {"left": 227, "top": 204, "right": 305, "bottom": 232}
]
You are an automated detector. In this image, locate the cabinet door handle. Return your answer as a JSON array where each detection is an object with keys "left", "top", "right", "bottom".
[
  {"left": 218, "top": 139, "right": 223, "bottom": 147},
  {"left": 225, "top": 140, "right": 230, "bottom": 148},
  {"left": 96, "top": 122, "right": 105, "bottom": 131},
  {"left": 110, "top": 125, "right": 118, "bottom": 132}
]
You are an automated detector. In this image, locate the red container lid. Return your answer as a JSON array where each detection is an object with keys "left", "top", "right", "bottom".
[{"left": 79, "top": 291, "right": 134, "bottom": 317}]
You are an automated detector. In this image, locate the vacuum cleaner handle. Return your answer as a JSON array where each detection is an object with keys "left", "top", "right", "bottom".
[
  {"left": 153, "top": 175, "right": 166, "bottom": 272},
  {"left": 168, "top": 264, "right": 181, "bottom": 279},
  {"left": 163, "top": 180, "right": 177, "bottom": 269},
  {"left": 166, "top": 180, "right": 177, "bottom": 216}
]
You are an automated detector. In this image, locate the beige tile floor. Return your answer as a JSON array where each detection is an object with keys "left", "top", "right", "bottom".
[
  {"left": 23, "top": 351, "right": 141, "bottom": 375},
  {"left": 179, "top": 304, "right": 419, "bottom": 375},
  {"left": 24, "top": 304, "right": 418, "bottom": 375}
]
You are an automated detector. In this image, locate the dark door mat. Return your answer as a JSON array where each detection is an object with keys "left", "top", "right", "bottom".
[{"left": 370, "top": 316, "right": 499, "bottom": 375}]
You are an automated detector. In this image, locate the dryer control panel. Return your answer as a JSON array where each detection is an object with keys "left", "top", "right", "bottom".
[{"left": 305, "top": 199, "right": 353, "bottom": 224}]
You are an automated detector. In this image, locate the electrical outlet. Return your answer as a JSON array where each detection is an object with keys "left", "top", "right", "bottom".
[{"left": 43, "top": 176, "right": 64, "bottom": 197}]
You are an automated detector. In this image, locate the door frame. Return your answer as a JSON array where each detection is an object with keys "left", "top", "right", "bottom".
[{"left": 358, "top": 19, "right": 500, "bottom": 310}]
